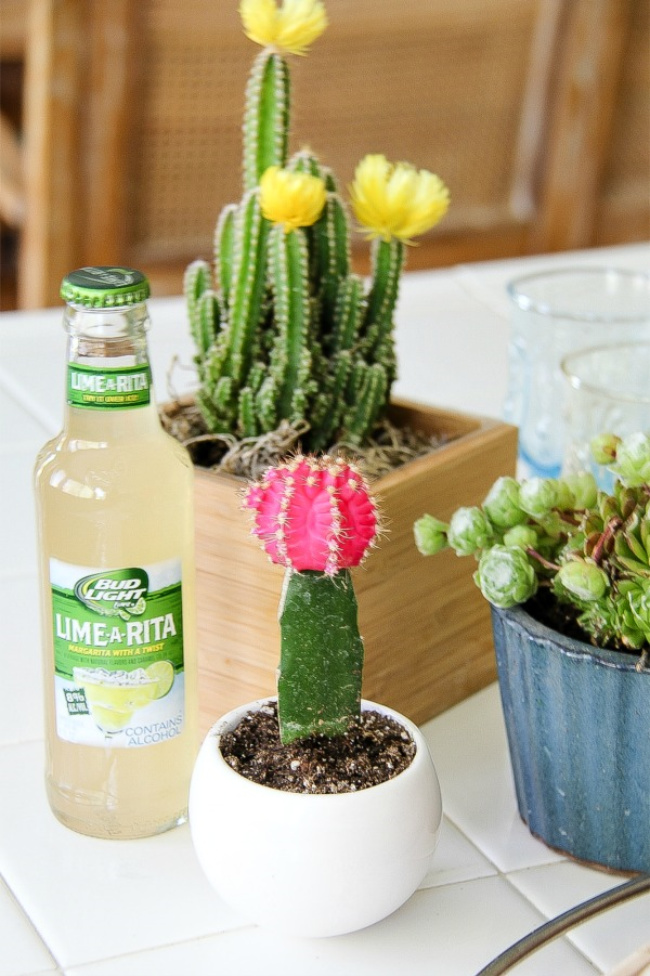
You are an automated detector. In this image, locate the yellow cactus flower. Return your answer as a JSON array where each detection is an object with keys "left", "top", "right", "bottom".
[
  {"left": 240, "top": 0, "right": 328, "bottom": 56},
  {"left": 260, "top": 166, "right": 327, "bottom": 232},
  {"left": 350, "top": 154, "right": 450, "bottom": 244}
]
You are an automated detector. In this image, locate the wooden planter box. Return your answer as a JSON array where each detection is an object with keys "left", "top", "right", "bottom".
[{"left": 193, "top": 400, "right": 518, "bottom": 736}]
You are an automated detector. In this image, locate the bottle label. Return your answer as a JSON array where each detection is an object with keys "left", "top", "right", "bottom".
[
  {"left": 67, "top": 363, "right": 152, "bottom": 409},
  {"left": 50, "top": 558, "right": 185, "bottom": 748}
]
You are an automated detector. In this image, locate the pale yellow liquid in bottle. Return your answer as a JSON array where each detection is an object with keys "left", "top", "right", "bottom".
[{"left": 34, "top": 313, "right": 199, "bottom": 839}]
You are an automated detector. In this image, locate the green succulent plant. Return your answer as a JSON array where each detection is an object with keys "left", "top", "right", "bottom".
[{"left": 414, "top": 431, "right": 650, "bottom": 665}]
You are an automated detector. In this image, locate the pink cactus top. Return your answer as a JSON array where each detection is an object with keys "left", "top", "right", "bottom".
[{"left": 244, "top": 455, "right": 379, "bottom": 575}]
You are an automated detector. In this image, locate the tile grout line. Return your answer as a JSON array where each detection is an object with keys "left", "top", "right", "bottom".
[
  {"left": 413, "top": 873, "right": 603, "bottom": 974},
  {"left": 452, "top": 268, "right": 513, "bottom": 321},
  {"left": 0, "top": 365, "right": 60, "bottom": 438},
  {"left": 438, "top": 808, "right": 564, "bottom": 881},
  {"left": 501, "top": 864, "right": 614, "bottom": 975},
  {"left": 439, "top": 813, "right": 604, "bottom": 971},
  {"left": 505, "top": 861, "right": 650, "bottom": 970},
  {"left": 0, "top": 872, "right": 63, "bottom": 975},
  {"left": 59, "top": 924, "right": 258, "bottom": 975},
  {"left": 440, "top": 810, "right": 505, "bottom": 876},
  {"left": 0, "top": 736, "right": 44, "bottom": 751}
]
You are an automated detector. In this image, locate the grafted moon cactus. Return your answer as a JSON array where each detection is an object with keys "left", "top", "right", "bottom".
[{"left": 244, "top": 454, "right": 379, "bottom": 743}]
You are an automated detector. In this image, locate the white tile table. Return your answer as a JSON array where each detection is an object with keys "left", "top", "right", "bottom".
[{"left": 1, "top": 242, "right": 648, "bottom": 976}]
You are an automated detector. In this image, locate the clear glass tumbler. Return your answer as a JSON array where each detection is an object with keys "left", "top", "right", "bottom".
[
  {"left": 561, "top": 341, "right": 650, "bottom": 487},
  {"left": 504, "top": 267, "right": 650, "bottom": 478}
]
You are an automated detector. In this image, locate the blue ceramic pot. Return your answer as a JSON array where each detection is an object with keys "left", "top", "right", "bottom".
[{"left": 491, "top": 604, "right": 650, "bottom": 873}]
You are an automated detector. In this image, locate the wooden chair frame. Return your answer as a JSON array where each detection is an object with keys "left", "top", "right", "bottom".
[{"left": 14, "top": 0, "right": 645, "bottom": 309}]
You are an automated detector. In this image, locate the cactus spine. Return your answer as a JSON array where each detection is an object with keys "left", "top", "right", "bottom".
[{"left": 185, "top": 39, "right": 406, "bottom": 452}]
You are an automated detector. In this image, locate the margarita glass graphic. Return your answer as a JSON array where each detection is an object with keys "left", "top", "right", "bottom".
[{"left": 73, "top": 663, "right": 174, "bottom": 736}]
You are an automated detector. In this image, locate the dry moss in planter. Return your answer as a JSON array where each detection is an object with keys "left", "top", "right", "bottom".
[{"left": 160, "top": 395, "right": 448, "bottom": 483}]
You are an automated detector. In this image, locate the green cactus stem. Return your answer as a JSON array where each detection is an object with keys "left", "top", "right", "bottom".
[
  {"left": 184, "top": 260, "right": 214, "bottom": 355},
  {"left": 227, "top": 189, "right": 269, "bottom": 384},
  {"left": 342, "top": 361, "right": 389, "bottom": 445},
  {"left": 308, "top": 350, "right": 351, "bottom": 452},
  {"left": 214, "top": 204, "right": 237, "bottom": 297},
  {"left": 268, "top": 223, "right": 313, "bottom": 422},
  {"left": 330, "top": 274, "right": 364, "bottom": 354},
  {"left": 243, "top": 50, "right": 290, "bottom": 191},
  {"left": 277, "top": 569, "right": 364, "bottom": 743},
  {"left": 237, "top": 385, "right": 258, "bottom": 438},
  {"left": 196, "top": 290, "right": 219, "bottom": 358},
  {"left": 289, "top": 151, "right": 351, "bottom": 325},
  {"left": 362, "top": 238, "right": 404, "bottom": 362}
]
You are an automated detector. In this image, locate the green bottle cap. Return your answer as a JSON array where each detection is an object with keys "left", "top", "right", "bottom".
[{"left": 60, "top": 267, "right": 150, "bottom": 308}]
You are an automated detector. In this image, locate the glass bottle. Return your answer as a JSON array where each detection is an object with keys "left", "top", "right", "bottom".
[{"left": 34, "top": 267, "right": 198, "bottom": 839}]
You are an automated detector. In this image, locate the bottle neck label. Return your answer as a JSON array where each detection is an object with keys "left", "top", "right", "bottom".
[{"left": 67, "top": 363, "right": 152, "bottom": 409}]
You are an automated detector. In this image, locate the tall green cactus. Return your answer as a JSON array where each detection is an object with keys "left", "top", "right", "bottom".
[{"left": 184, "top": 6, "right": 447, "bottom": 453}]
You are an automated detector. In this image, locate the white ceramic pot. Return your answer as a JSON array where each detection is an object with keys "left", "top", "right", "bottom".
[{"left": 189, "top": 698, "right": 443, "bottom": 938}]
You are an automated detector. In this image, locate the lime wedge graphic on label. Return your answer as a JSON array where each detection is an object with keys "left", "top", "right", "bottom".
[
  {"left": 146, "top": 661, "right": 174, "bottom": 699},
  {"left": 117, "top": 598, "right": 146, "bottom": 622}
]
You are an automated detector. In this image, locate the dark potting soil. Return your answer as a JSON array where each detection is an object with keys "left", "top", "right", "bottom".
[
  {"left": 526, "top": 590, "right": 593, "bottom": 645},
  {"left": 525, "top": 590, "right": 648, "bottom": 664},
  {"left": 219, "top": 701, "right": 416, "bottom": 794}
]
